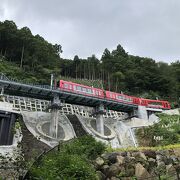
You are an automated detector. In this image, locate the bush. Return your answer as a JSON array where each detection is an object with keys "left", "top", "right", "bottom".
[
  {"left": 29, "top": 136, "right": 105, "bottom": 179},
  {"left": 135, "top": 114, "right": 180, "bottom": 146},
  {"left": 30, "top": 153, "right": 98, "bottom": 180},
  {"left": 60, "top": 135, "right": 106, "bottom": 159}
]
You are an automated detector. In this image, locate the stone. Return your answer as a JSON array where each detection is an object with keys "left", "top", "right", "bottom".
[
  {"left": 102, "top": 164, "right": 110, "bottom": 175},
  {"left": 132, "top": 152, "right": 147, "bottom": 160},
  {"left": 120, "top": 151, "right": 127, "bottom": 157},
  {"left": 173, "top": 148, "right": 180, "bottom": 157},
  {"left": 127, "top": 152, "right": 131, "bottom": 157},
  {"left": 125, "top": 167, "right": 135, "bottom": 177},
  {"left": 129, "top": 156, "right": 136, "bottom": 164},
  {"left": 157, "top": 150, "right": 170, "bottom": 157},
  {"left": 101, "top": 153, "right": 111, "bottom": 160},
  {"left": 157, "top": 161, "right": 166, "bottom": 168},
  {"left": 123, "top": 156, "right": 131, "bottom": 164},
  {"left": 148, "top": 158, "right": 156, "bottom": 163},
  {"left": 101, "top": 152, "right": 120, "bottom": 161},
  {"left": 95, "top": 157, "right": 104, "bottom": 167},
  {"left": 143, "top": 150, "right": 156, "bottom": 159},
  {"left": 166, "top": 164, "right": 176, "bottom": 173},
  {"left": 156, "top": 154, "right": 164, "bottom": 161},
  {"left": 107, "top": 163, "right": 121, "bottom": 178},
  {"left": 101, "top": 152, "right": 120, "bottom": 164},
  {"left": 116, "top": 155, "right": 125, "bottom": 165},
  {"left": 96, "top": 170, "right": 106, "bottom": 180},
  {"left": 110, "top": 177, "right": 119, "bottom": 180},
  {"left": 166, "top": 164, "right": 177, "bottom": 179},
  {"left": 120, "top": 178, "right": 131, "bottom": 180},
  {"left": 169, "top": 155, "right": 178, "bottom": 164},
  {"left": 148, "top": 158, "right": 157, "bottom": 168},
  {"left": 156, "top": 161, "right": 166, "bottom": 175},
  {"left": 135, "top": 163, "right": 152, "bottom": 179}
]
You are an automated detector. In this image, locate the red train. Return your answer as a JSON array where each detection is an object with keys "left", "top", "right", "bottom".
[{"left": 59, "top": 80, "right": 171, "bottom": 109}]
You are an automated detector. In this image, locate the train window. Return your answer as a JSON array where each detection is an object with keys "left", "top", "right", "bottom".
[
  {"left": 124, "top": 97, "right": 129, "bottom": 101},
  {"left": 117, "top": 95, "right": 123, "bottom": 100},
  {"left": 96, "top": 91, "right": 99, "bottom": 96},
  {"left": 87, "top": 89, "right": 92, "bottom": 94},
  {"left": 64, "top": 83, "right": 68, "bottom": 88},
  {"left": 76, "top": 86, "right": 82, "bottom": 91},
  {"left": 69, "top": 85, "right": 72, "bottom": 89},
  {"left": 82, "top": 87, "right": 86, "bottom": 92},
  {"left": 73, "top": 85, "right": 76, "bottom": 90},
  {"left": 127, "top": 97, "right": 132, "bottom": 102}
]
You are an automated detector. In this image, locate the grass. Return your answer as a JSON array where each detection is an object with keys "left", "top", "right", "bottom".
[{"left": 106, "top": 143, "right": 180, "bottom": 153}]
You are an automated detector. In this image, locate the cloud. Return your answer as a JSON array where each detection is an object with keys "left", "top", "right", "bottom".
[{"left": 0, "top": 0, "right": 180, "bottom": 62}]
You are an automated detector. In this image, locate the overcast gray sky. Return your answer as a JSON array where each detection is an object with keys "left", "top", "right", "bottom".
[{"left": 0, "top": 0, "right": 180, "bottom": 63}]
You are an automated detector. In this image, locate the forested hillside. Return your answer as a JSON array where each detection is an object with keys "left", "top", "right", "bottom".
[{"left": 0, "top": 20, "right": 179, "bottom": 106}]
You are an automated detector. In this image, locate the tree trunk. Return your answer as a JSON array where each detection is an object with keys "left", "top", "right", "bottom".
[
  {"left": 20, "top": 45, "right": 24, "bottom": 68},
  {"left": 108, "top": 72, "right": 110, "bottom": 91}
]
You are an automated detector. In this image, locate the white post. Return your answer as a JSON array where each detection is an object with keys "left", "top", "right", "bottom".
[
  {"left": 50, "top": 74, "right": 54, "bottom": 89},
  {"left": 96, "top": 114, "right": 105, "bottom": 135}
]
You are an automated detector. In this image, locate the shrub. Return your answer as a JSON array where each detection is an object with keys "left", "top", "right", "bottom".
[
  {"left": 29, "top": 136, "right": 105, "bottom": 179},
  {"left": 30, "top": 153, "right": 98, "bottom": 180},
  {"left": 60, "top": 135, "right": 106, "bottom": 159},
  {"left": 135, "top": 114, "right": 180, "bottom": 146}
]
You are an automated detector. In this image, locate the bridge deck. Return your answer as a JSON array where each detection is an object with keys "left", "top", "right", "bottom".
[{"left": 0, "top": 74, "right": 137, "bottom": 112}]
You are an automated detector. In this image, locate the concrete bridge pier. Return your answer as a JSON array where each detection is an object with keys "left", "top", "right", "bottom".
[
  {"left": 94, "top": 104, "right": 106, "bottom": 135},
  {"left": 137, "top": 106, "right": 148, "bottom": 120},
  {"left": 49, "top": 94, "right": 63, "bottom": 138}
]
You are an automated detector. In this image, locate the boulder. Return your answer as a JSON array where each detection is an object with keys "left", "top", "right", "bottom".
[
  {"left": 135, "top": 163, "right": 152, "bottom": 179},
  {"left": 96, "top": 170, "right": 106, "bottom": 180},
  {"left": 166, "top": 164, "right": 177, "bottom": 179},
  {"left": 95, "top": 157, "right": 104, "bottom": 167},
  {"left": 101, "top": 164, "right": 109, "bottom": 176},
  {"left": 148, "top": 158, "right": 157, "bottom": 168},
  {"left": 101, "top": 152, "right": 120, "bottom": 161},
  {"left": 132, "top": 152, "right": 147, "bottom": 160},
  {"left": 107, "top": 163, "right": 121, "bottom": 178},
  {"left": 173, "top": 148, "right": 180, "bottom": 157},
  {"left": 156, "top": 161, "right": 166, "bottom": 174},
  {"left": 166, "top": 164, "right": 176, "bottom": 173},
  {"left": 116, "top": 155, "right": 125, "bottom": 165},
  {"left": 143, "top": 150, "right": 156, "bottom": 159},
  {"left": 125, "top": 167, "right": 135, "bottom": 177},
  {"left": 169, "top": 155, "right": 178, "bottom": 164},
  {"left": 119, "top": 152, "right": 128, "bottom": 157},
  {"left": 156, "top": 154, "right": 164, "bottom": 161},
  {"left": 108, "top": 153, "right": 119, "bottom": 164},
  {"left": 120, "top": 177, "right": 131, "bottom": 180},
  {"left": 157, "top": 150, "right": 170, "bottom": 157},
  {"left": 110, "top": 177, "right": 119, "bottom": 180}
]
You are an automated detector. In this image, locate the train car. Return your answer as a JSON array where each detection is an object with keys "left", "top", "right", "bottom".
[
  {"left": 59, "top": 80, "right": 104, "bottom": 98},
  {"left": 140, "top": 98, "right": 171, "bottom": 109},
  {"left": 58, "top": 80, "right": 171, "bottom": 110},
  {"left": 105, "top": 91, "right": 134, "bottom": 104}
]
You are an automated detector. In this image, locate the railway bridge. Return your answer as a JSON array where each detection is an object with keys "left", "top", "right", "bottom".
[{"left": 0, "top": 73, "right": 161, "bottom": 139}]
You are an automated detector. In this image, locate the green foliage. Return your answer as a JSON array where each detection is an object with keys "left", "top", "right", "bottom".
[
  {"left": 29, "top": 136, "right": 105, "bottom": 179},
  {"left": 31, "top": 153, "right": 98, "bottom": 180},
  {"left": 135, "top": 114, "right": 180, "bottom": 146},
  {"left": 60, "top": 135, "right": 106, "bottom": 160}
]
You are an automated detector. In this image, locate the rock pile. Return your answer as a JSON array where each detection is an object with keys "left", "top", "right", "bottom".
[{"left": 94, "top": 148, "right": 180, "bottom": 180}]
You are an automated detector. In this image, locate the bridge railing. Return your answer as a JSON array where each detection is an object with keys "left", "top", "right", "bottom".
[{"left": 0, "top": 73, "right": 54, "bottom": 90}]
